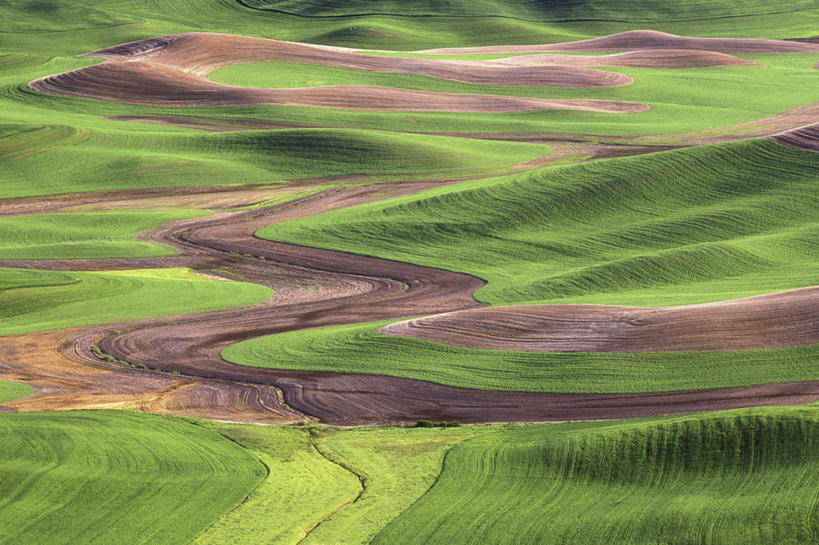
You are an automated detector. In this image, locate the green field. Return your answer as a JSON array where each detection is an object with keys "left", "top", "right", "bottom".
[
  {"left": 261, "top": 139, "right": 819, "bottom": 307},
  {"left": 221, "top": 319, "right": 819, "bottom": 393},
  {"left": 209, "top": 53, "right": 819, "bottom": 137},
  {"left": 2, "top": 1, "right": 818, "bottom": 201},
  {"left": 196, "top": 423, "right": 478, "bottom": 545},
  {"left": 0, "top": 411, "right": 265, "bottom": 545},
  {"left": 0, "top": 123, "right": 549, "bottom": 198},
  {"left": 3, "top": 1, "right": 819, "bottom": 543},
  {"left": 4, "top": 408, "right": 818, "bottom": 545},
  {"left": 373, "top": 407, "right": 819, "bottom": 544},
  {"left": 0, "top": 267, "right": 271, "bottom": 336},
  {"left": 0, "top": 210, "right": 206, "bottom": 260},
  {"left": 242, "top": 0, "right": 819, "bottom": 23},
  {"left": 0, "top": 380, "right": 34, "bottom": 403},
  {"left": 3, "top": 408, "right": 818, "bottom": 544}
]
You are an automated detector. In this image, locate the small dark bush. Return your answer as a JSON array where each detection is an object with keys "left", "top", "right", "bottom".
[{"left": 415, "top": 420, "right": 461, "bottom": 428}]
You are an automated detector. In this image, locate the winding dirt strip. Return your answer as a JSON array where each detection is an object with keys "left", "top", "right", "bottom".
[
  {"left": 419, "top": 30, "right": 819, "bottom": 55},
  {"left": 0, "top": 329, "right": 300, "bottom": 423},
  {"left": 487, "top": 49, "right": 759, "bottom": 68},
  {"left": 382, "top": 287, "right": 819, "bottom": 352},
  {"left": 28, "top": 33, "right": 650, "bottom": 113},
  {"left": 7, "top": 31, "right": 819, "bottom": 424},
  {"left": 31, "top": 63, "right": 643, "bottom": 112},
  {"left": 3, "top": 178, "right": 819, "bottom": 424}
]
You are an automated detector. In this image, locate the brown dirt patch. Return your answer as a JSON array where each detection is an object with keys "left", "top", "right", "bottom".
[
  {"left": 87, "top": 32, "right": 632, "bottom": 87},
  {"left": 770, "top": 122, "right": 819, "bottom": 152},
  {"left": 489, "top": 49, "right": 758, "bottom": 68},
  {"left": 382, "top": 286, "right": 819, "bottom": 352},
  {"left": 31, "top": 60, "right": 642, "bottom": 113},
  {"left": 29, "top": 32, "right": 650, "bottom": 113},
  {"left": 0, "top": 329, "right": 299, "bottom": 423}
]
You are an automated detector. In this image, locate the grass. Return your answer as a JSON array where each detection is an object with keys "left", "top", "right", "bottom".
[
  {"left": 235, "top": 138, "right": 819, "bottom": 394},
  {"left": 0, "top": 210, "right": 207, "bottom": 259},
  {"left": 193, "top": 424, "right": 362, "bottom": 545},
  {"left": 260, "top": 139, "right": 819, "bottom": 307},
  {"left": 0, "top": 124, "right": 548, "bottom": 198},
  {"left": 4, "top": 1, "right": 819, "bottom": 50},
  {"left": 0, "top": 411, "right": 265, "bottom": 545},
  {"left": 196, "top": 422, "right": 481, "bottom": 545},
  {"left": 0, "top": 267, "right": 271, "bottom": 336},
  {"left": 6, "top": 408, "right": 818, "bottom": 544},
  {"left": 0, "top": 380, "right": 34, "bottom": 403},
  {"left": 242, "top": 0, "right": 819, "bottom": 23},
  {"left": 208, "top": 53, "right": 819, "bottom": 137},
  {"left": 0, "top": 4, "right": 817, "bottom": 200},
  {"left": 373, "top": 406, "right": 819, "bottom": 545},
  {"left": 221, "top": 319, "right": 819, "bottom": 393}
]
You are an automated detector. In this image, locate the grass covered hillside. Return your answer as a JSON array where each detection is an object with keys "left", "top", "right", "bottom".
[
  {"left": 373, "top": 407, "right": 819, "bottom": 545},
  {"left": 0, "top": 267, "right": 271, "bottom": 336},
  {"left": 0, "top": 411, "right": 265, "bottom": 545},
  {"left": 2, "top": 1, "right": 819, "bottom": 543},
  {"left": 0, "top": 210, "right": 205, "bottom": 259},
  {"left": 261, "top": 139, "right": 819, "bottom": 307},
  {"left": 222, "top": 320, "right": 819, "bottom": 393},
  {"left": 242, "top": 0, "right": 819, "bottom": 22}
]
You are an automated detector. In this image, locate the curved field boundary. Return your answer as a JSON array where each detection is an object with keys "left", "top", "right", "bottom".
[
  {"left": 4, "top": 183, "right": 813, "bottom": 425},
  {"left": 382, "top": 286, "right": 819, "bottom": 352},
  {"left": 372, "top": 407, "right": 819, "bottom": 544},
  {"left": 28, "top": 33, "right": 653, "bottom": 113},
  {"left": 771, "top": 122, "right": 819, "bottom": 152}
]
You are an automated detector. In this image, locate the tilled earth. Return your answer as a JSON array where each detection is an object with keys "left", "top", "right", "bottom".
[{"left": 3, "top": 31, "right": 819, "bottom": 425}]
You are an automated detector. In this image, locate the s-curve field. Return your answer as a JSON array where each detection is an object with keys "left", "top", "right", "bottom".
[{"left": 2, "top": 1, "right": 818, "bottom": 543}]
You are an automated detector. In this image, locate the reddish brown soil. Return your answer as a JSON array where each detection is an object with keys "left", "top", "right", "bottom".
[
  {"left": 0, "top": 329, "right": 301, "bottom": 423},
  {"left": 30, "top": 62, "right": 644, "bottom": 112},
  {"left": 770, "top": 123, "right": 819, "bottom": 152},
  {"left": 488, "top": 49, "right": 758, "bottom": 68},
  {"left": 382, "top": 287, "right": 819, "bottom": 352},
  {"left": 7, "top": 31, "right": 819, "bottom": 425},
  {"left": 2, "top": 180, "right": 817, "bottom": 425},
  {"left": 86, "top": 32, "right": 632, "bottom": 87},
  {"left": 420, "top": 30, "right": 819, "bottom": 55},
  {"left": 29, "top": 32, "right": 650, "bottom": 113}
]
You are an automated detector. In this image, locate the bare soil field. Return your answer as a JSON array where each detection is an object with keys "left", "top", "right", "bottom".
[
  {"left": 771, "top": 122, "right": 819, "bottom": 152},
  {"left": 382, "top": 287, "right": 819, "bottom": 352}
]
